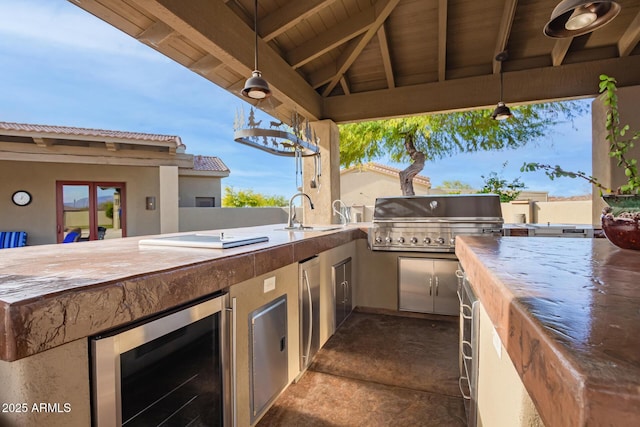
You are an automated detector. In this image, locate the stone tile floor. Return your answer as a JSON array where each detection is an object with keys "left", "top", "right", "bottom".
[{"left": 257, "top": 311, "right": 466, "bottom": 426}]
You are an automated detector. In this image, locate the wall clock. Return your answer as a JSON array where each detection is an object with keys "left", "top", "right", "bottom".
[{"left": 12, "top": 190, "right": 32, "bottom": 206}]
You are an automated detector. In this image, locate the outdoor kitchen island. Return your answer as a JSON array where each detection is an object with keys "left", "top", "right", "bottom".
[
  {"left": 455, "top": 235, "right": 640, "bottom": 427},
  {"left": 1, "top": 227, "right": 639, "bottom": 426}
]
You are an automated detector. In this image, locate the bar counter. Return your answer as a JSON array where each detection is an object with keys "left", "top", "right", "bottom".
[
  {"left": 0, "top": 225, "right": 366, "bottom": 362},
  {"left": 456, "top": 235, "right": 640, "bottom": 426}
]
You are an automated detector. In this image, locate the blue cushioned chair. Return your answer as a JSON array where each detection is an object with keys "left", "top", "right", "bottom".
[{"left": 0, "top": 231, "right": 28, "bottom": 249}]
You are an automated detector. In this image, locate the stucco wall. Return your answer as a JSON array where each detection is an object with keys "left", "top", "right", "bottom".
[
  {"left": 178, "top": 207, "right": 290, "bottom": 232},
  {"left": 592, "top": 84, "right": 640, "bottom": 223},
  {"left": 341, "top": 169, "right": 431, "bottom": 206},
  {"left": 178, "top": 175, "right": 223, "bottom": 207},
  {"left": 0, "top": 161, "right": 161, "bottom": 245}
]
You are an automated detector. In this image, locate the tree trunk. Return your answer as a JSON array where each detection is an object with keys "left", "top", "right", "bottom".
[{"left": 398, "top": 133, "right": 426, "bottom": 196}]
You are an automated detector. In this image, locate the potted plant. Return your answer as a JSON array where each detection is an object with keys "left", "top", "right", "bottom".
[{"left": 522, "top": 74, "right": 640, "bottom": 250}]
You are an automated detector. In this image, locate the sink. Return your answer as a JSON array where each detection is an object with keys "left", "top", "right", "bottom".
[
  {"left": 275, "top": 226, "right": 343, "bottom": 232},
  {"left": 139, "top": 233, "right": 269, "bottom": 249}
]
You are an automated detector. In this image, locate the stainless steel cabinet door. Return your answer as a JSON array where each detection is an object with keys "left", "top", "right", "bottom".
[
  {"left": 432, "top": 259, "right": 460, "bottom": 315},
  {"left": 333, "top": 258, "right": 353, "bottom": 329},
  {"left": 399, "top": 257, "right": 434, "bottom": 313},
  {"left": 250, "top": 296, "right": 288, "bottom": 424}
]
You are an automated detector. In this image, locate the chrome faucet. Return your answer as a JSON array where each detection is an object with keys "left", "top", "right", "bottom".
[
  {"left": 332, "top": 199, "right": 351, "bottom": 225},
  {"left": 287, "top": 191, "right": 315, "bottom": 229}
]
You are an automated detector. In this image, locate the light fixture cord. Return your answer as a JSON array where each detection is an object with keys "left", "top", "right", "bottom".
[
  {"left": 253, "top": 0, "right": 258, "bottom": 71},
  {"left": 500, "top": 69, "right": 504, "bottom": 101}
]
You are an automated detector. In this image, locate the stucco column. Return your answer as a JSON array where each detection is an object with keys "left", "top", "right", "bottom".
[
  {"left": 303, "top": 120, "right": 341, "bottom": 225},
  {"left": 159, "top": 165, "right": 179, "bottom": 233},
  {"left": 591, "top": 84, "right": 640, "bottom": 224}
]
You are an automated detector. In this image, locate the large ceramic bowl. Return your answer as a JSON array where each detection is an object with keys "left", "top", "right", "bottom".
[{"left": 601, "top": 208, "right": 640, "bottom": 250}]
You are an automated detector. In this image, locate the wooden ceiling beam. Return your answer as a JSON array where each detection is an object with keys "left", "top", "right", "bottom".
[
  {"left": 321, "top": 0, "right": 400, "bottom": 97},
  {"left": 137, "top": 20, "right": 174, "bottom": 46},
  {"left": 551, "top": 37, "right": 573, "bottom": 66},
  {"left": 493, "top": 0, "right": 518, "bottom": 74},
  {"left": 339, "top": 76, "right": 351, "bottom": 95},
  {"left": 324, "top": 55, "right": 640, "bottom": 122},
  {"left": 130, "top": 0, "right": 323, "bottom": 120},
  {"left": 377, "top": 24, "right": 395, "bottom": 89},
  {"left": 287, "top": 6, "right": 374, "bottom": 69},
  {"left": 437, "top": 0, "right": 448, "bottom": 82},
  {"left": 618, "top": 10, "right": 640, "bottom": 57},
  {"left": 260, "top": 0, "right": 338, "bottom": 42},
  {"left": 189, "top": 54, "right": 223, "bottom": 77}
]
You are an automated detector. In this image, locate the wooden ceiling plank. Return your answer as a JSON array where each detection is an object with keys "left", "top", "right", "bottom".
[
  {"left": 551, "top": 37, "right": 573, "bottom": 66},
  {"left": 438, "top": 0, "right": 448, "bottom": 82},
  {"left": 261, "top": 0, "right": 339, "bottom": 42},
  {"left": 324, "top": 55, "right": 640, "bottom": 122},
  {"left": 377, "top": 25, "right": 395, "bottom": 89},
  {"left": 130, "top": 0, "right": 323, "bottom": 120},
  {"left": 287, "top": 6, "right": 375, "bottom": 69},
  {"left": 618, "top": 10, "right": 640, "bottom": 57},
  {"left": 493, "top": 0, "right": 518, "bottom": 74},
  {"left": 189, "top": 54, "right": 223, "bottom": 76},
  {"left": 137, "top": 20, "right": 174, "bottom": 46},
  {"left": 321, "top": 0, "right": 401, "bottom": 97}
]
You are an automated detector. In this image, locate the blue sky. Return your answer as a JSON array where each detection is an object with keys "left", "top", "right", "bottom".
[{"left": 0, "top": 0, "right": 594, "bottom": 197}]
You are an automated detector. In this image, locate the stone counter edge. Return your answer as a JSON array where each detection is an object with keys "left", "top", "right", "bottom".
[{"left": 1, "top": 227, "right": 367, "bottom": 362}]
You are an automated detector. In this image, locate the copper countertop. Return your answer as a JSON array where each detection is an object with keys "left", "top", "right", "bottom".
[
  {"left": 0, "top": 224, "right": 366, "bottom": 362},
  {"left": 456, "top": 235, "right": 640, "bottom": 427}
]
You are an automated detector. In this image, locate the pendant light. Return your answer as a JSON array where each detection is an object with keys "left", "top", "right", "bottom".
[
  {"left": 491, "top": 51, "right": 512, "bottom": 121},
  {"left": 544, "top": 1, "right": 621, "bottom": 38},
  {"left": 242, "top": 0, "right": 271, "bottom": 99}
]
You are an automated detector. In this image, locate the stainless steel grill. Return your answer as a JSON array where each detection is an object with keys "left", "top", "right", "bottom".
[{"left": 369, "top": 195, "right": 503, "bottom": 252}]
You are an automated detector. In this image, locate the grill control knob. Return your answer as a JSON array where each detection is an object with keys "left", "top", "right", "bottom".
[
  {"left": 436, "top": 237, "right": 445, "bottom": 245},
  {"left": 375, "top": 237, "right": 382, "bottom": 243},
  {"left": 410, "top": 237, "right": 418, "bottom": 244},
  {"left": 423, "top": 237, "right": 431, "bottom": 244},
  {"left": 385, "top": 236, "right": 392, "bottom": 243},
  {"left": 450, "top": 237, "right": 456, "bottom": 245},
  {"left": 397, "top": 237, "right": 405, "bottom": 244}
]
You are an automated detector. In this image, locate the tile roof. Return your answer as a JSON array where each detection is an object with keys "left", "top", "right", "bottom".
[
  {"left": 341, "top": 162, "right": 431, "bottom": 187},
  {"left": 0, "top": 121, "right": 184, "bottom": 147},
  {"left": 193, "top": 155, "right": 230, "bottom": 172}
]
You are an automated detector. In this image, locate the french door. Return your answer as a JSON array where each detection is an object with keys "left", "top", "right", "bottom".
[{"left": 56, "top": 181, "right": 126, "bottom": 243}]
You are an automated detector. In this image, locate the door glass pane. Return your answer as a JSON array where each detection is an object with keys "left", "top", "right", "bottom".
[
  {"left": 62, "top": 185, "right": 89, "bottom": 242},
  {"left": 97, "top": 186, "right": 122, "bottom": 240}
]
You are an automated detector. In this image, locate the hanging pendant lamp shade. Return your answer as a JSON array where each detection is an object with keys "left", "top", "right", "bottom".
[
  {"left": 491, "top": 51, "right": 512, "bottom": 121},
  {"left": 544, "top": 0, "right": 621, "bottom": 38},
  {"left": 242, "top": 70, "right": 271, "bottom": 99},
  {"left": 242, "top": 0, "right": 271, "bottom": 100},
  {"left": 491, "top": 102, "right": 512, "bottom": 120}
]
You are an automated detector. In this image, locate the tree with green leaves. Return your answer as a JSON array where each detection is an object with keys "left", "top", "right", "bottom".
[
  {"left": 222, "top": 186, "right": 288, "bottom": 207},
  {"left": 339, "top": 101, "right": 587, "bottom": 195},
  {"left": 478, "top": 163, "right": 526, "bottom": 202}
]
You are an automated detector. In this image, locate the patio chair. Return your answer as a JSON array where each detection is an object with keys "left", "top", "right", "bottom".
[
  {"left": 97, "top": 226, "right": 107, "bottom": 240},
  {"left": 63, "top": 229, "right": 82, "bottom": 243},
  {"left": 0, "top": 231, "right": 28, "bottom": 249}
]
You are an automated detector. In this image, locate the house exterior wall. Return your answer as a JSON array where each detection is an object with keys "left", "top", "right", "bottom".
[
  {"left": 178, "top": 176, "right": 223, "bottom": 207},
  {"left": 592, "top": 84, "right": 640, "bottom": 223},
  {"left": 340, "top": 169, "right": 431, "bottom": 206},
  {"left": 0, "top": 160, "right": 161, "bottom": 245},
  {"left": 179, "top": 207, "right": 289, "bottom": 232}
]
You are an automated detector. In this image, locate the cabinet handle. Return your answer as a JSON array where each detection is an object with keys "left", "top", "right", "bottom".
[
  {"left": 435, "top": 276, "right": 439, "bottom": 296},
  {"left": 302, "top": 270, "right": 313, "bottom": 366},
  {"left": 428, "top": 277, "right": 432, "bottom": 296},
  {"left": 455, "top": 269, "right": 464, "bottom": 279}
]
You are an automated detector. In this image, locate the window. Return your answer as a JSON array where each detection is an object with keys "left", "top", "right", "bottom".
[{"left": 196, "top": 197, "right": 215, "bottom": 207}]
